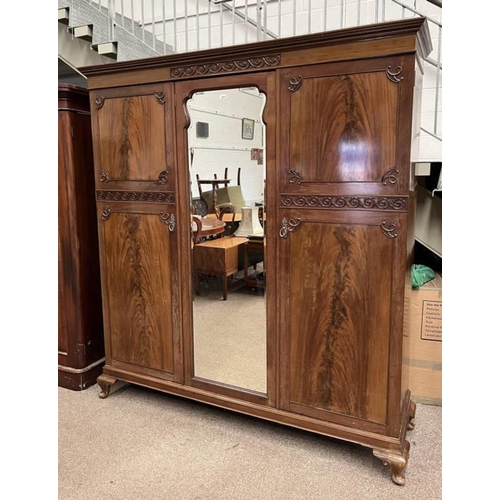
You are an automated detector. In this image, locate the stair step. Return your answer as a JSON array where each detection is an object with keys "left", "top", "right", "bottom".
[
  {"left": 58, "top": 7, "right": 69, "bottom": 25},
  {"left": 91, "top": 41, "right": 118, "bottom": 59},
  {"left": 68, "top": 24, "right": 93, "bottom": 42},
  {"left": 415, "top": 162, "right": 431, "bottom": 176}
]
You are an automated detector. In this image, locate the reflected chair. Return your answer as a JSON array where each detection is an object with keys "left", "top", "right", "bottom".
[
  {"left": 192, "top": 197, "right": 209, "bottom": 217},
  {"left": 191, "top": 215, "right": 203, "bottom": 246}
]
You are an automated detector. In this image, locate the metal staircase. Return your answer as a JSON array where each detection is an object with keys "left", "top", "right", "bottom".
[{"left": 58, "top": 0, "right": 174, "bottom": 65}]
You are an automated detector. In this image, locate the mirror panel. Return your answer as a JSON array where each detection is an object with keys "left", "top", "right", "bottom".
[{"left": 187, "top": 87, "right": 267, "bottom": 394}]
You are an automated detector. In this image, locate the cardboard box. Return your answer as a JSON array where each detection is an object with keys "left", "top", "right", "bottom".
[{"left": 408, "top": 273, "right": 442, "bottom": 405}]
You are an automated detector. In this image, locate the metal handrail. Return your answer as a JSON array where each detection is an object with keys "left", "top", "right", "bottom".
[
  {"left": 391, "top": 0, "right": 442, "bottom": 27},
  {"left": 80, "top": 0, "right": 165, "bottom": 55},
  {"left": 391, "top": 0, "right": 442, "bottom": 138}
]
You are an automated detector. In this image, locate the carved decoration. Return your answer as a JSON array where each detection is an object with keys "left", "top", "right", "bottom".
[
  {"left": 96, "top": 190, "right": 175, "bottom": 204},
  {"left": 97, "top": 170, "right": 170, "bottom": 184},
  {"left": 160, "top": 212, "right": 176, "bottom": 232},
  {"left": 155, "top": 91, "right": 166, "bottom": 104},
  {"left": 288, "top": 170, "right": 302, "bottom": 185},
  {"left": 381, "top": 221, "right": 398, "bottom": 239},
  {"left": 373, "top": 441, "right": 410, "bottom": 486},
  {"left": 101, "top": 208, "right": 112, "bottom": 221},
  {"left": 288, "top": 75, "right": 304, "bottom": 93},
  {"left": 280, "top": 195, "right": 407, "bottom": 211},
  {"left": 386, "top": 66, "right": 404, "bottom": 83},
  {"left": 170, "top": 55, "right": 281, "bottom": 78},
  {"left": 279, "top": 217, "right": 302, "bottom": 239},
  {"left": 381, "top": 167, "right": 400, "bottom": 185},
  {"left": 99, "top": 170, "right": 110, "bottom": 183},
  {"left": 158, "top": 170, "right": 169, "bottom": 184},
  {"left": 95, "top": 96, "right": 106, "bottom": 109}
]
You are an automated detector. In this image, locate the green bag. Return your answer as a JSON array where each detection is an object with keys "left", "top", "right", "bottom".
[{"left": 411, "top": 264, "right": 435, "bottom": 289}]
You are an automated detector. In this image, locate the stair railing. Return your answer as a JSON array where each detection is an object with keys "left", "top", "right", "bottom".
[
  {"left": 79, "top": 0, "right": 167, "bottom": 55},
  {"left": 75, "top": 1, "right": 441, "bottom": 143},
  {"left": 392, "top": 0, "right": 442, "bottom": 141}
]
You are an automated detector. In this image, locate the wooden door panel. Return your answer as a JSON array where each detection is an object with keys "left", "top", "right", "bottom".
[
  {"left": 281, "top": 212, "right": 403, "bottom": 427},
  {"left": 289, "top": 72, "right": 397, "bottom": 183},
  {"left": 96, "top": 93, "right": 168, "bottom": 182},
  {"left": 101, "top": 209, "right": 176, "bottom": 376},
  {"left": 279, "top": 57, "right": 413, "bottom": 194}
]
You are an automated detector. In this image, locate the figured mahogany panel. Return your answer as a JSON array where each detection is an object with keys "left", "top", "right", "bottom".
[
  {"left": 96, "top": 94, "right": 167, "bottom": 182},
  {"left": 287, "top": 220, "right": 393, "bottom": 425},
  {"left": 102, "top": 212, "right": 174, "bottom": 374},
  {"left": 287, "top": 68, "right": 398, "bottom": 184}
]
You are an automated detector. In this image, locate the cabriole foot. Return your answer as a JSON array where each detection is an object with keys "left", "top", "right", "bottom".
[
  {"left": 373, "top": 441, "right": 410, "bottom": 486},
  {"left": 97, "top": 374, "right": 117, "bottom": 399}
]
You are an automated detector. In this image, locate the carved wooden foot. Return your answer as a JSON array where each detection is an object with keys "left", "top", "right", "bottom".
[
  {"left": 373, "top": 441, "right": 410, "bottom": 486},
  {"left": 97, "top": 374, "right": 117, "bottom": 399},
  {"left": 408, "top": 399, "right": 417, "bottom": 430}
]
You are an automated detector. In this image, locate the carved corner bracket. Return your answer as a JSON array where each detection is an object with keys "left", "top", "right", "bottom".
[
  {"left": 279, "top": 217, "right": 302, "bottom": 239},
  {"left": 158, "top": 170, "right": 169, "bottom": 184},
  {"left": 385, "top": 66, "right": 404, "bottom": 83},
  {"left": 288, "top": 169, "right": 302, "bottom": 185},
  {"left": 95, "top": 96, "right": 106, "bottom": 109},
  {"left": 160, "top": 212, "right": 176, "bottom": 232},
  {"left": 100, "top": 170, "right": 110, "bottom": 183},
  {"left": 381, "top": 167, "right": 400, "bottom": 186},
  {"left": 101, "top": 208, "right": 112, "bottom": 221},
  {"left": 288, "top": 75, "right": 303, "bottom": 93},
  {"left": 381, "top": 221, "right": 398, "bottom": 239},
  {"left": 155, "top": 91, "right": 166, "bottom": 105}
]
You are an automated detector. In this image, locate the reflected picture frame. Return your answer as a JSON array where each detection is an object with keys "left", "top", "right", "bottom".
[{"left": 242, "top": 118, "right": 255, "bottom": 140}]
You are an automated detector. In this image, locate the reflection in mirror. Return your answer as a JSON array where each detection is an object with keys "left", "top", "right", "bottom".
[{"left": 187, "top": 87, "right": 267, "bottom": 394}]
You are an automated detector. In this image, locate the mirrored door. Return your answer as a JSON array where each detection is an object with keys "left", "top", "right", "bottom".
[{"left": 186, "top": 86, "right": 267, "bottom": 394}]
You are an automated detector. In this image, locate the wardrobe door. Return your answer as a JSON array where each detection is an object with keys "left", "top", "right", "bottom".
[
  {"left": 90, "top": 84, "right": 182, "bottom": 382},
  {"left": 278, "top": 209, "right": 407, "bottom": 435},
  {"left": 277, "top": 57, "right": 414, "bottom": 436}
]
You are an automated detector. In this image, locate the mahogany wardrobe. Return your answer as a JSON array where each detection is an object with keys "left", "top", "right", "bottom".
[{"left": 81, "top": 17, "right": 431, "bottom": 485}]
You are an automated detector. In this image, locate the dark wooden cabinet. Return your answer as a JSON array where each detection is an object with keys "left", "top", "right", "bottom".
[
  {"left": 58, "top": 84, "right": 104, "bottom": 390},
  {"left": 81, "top": 18, "right": 431, "bottom": 484}
]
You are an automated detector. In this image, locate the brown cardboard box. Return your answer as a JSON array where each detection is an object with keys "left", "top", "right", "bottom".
[{"left": 408, "top": 273, "right": 442, "bottom": 405}]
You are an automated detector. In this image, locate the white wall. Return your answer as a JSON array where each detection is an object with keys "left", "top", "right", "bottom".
[{"left": 187, "top": 87, "right": 266, "bottom": 206}]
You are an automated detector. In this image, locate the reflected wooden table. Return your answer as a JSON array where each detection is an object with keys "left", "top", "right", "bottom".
[
  {"left": 194, "top": 236, "right": 249, "bottom": 300},
  {"left": 192, "top": 215, "right": 226, "bottom": 243},
  {"left": 199, "top": 216, "right": 225, "bottom": 238}
]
